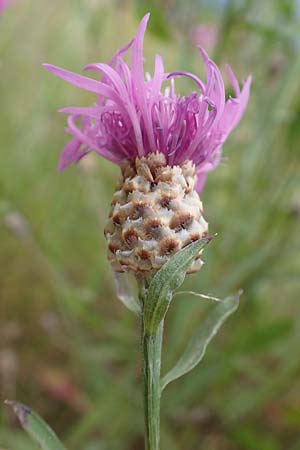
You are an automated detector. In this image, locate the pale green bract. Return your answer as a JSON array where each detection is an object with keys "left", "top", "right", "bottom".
[
  {"left": 5, "top": 401, "right": 67, "bottom": 450},
  {"left": 143, "top": 238, "right": 212, "bottom": 335},
  {"left": 160, "top": 292, "right": 241, "bottom": 391},
  {"left": 113, "top": 271, "right": 141, "bottom": 315}
]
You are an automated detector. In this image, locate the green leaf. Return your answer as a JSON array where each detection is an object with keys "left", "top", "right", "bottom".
[
  {"left": 113, "top": 272, "right": 141, "bottom": 315},
  {"left": 144, "top": 237, "right": 212, "bottom": 335},
  {"left": 5, "top": 400, "right": 67, "bottom": 450},
  {"left": 160, "top": 292, "right": 240, "bottom": 391}
]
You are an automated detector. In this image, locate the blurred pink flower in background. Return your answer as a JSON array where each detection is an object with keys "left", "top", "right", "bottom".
[
  {"left": 0, "top": 0, "right": 13, "bottom": 14},
  {"left": 191, "top": 24, "right": 219, "bottom": 54}
]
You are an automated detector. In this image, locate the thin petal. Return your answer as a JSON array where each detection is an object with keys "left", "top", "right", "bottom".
[
  {"left": 131, "top": 13, "right": 156, "bottom": 152},
  {"left": 131, "top": 13, "right": 150, "bottom": 87},
  {"left": 195, "top": 171, "right": 207, "bottom": 193},
  {"left": 220, "top": 75, "right": 252, "bottom": 134},
  {"left": 226, "top": 64, "right": 240, "bottom": 96},
  {"left": 95, "top": 39, "right": 134, "bottom": 106},
  {"left": 84, "top": 63, "right": 128, "bottom": 96},
  {"left": 150, "top": 54, "right": 165, "bottom": 96},
  {"left": 58, "top": 139, "right": 86, "bottom": 171},
  {"left": 167, "top": 71, "right": 205, "bottom": 93},
  {"left": 109, "top": 39, "right": 134, "bottom": 67},
  {"left": 43, "top": 64, "right": 119, "bottom": 101},
  {"left": 59, "top": 106, "right": 101, "bottom": 118},
  {"left": 84, "top": 62, "right": 144, "bottom": 156}
]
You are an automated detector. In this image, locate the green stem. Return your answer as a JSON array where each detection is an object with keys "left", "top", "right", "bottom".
[{"left": 141, "top": 315, "right": 163, "bottom": 450}]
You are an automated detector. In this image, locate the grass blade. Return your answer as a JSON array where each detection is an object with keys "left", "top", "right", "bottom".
[
  {"left": 161, "top": 292, "right": 240, "bottom": 391},
  {"left": 5, "top": 400, "right": 67, "bottom": 450}
]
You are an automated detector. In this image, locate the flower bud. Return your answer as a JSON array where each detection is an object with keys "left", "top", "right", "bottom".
[{"left": 105, "top": 153, "right": 208, "bottom": 274}]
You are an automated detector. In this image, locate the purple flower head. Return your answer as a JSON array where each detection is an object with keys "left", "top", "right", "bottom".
[{"left": 44, "top": 13, "right": 251, "bottom": 192}]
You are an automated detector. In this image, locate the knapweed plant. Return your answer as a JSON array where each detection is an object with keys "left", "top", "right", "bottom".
[{"left": 6, "top": 13, "right": 251, "bottom": 450}]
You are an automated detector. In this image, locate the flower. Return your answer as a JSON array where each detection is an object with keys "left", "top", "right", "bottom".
[
  {"left": 44, "top": 13, "right": 251, "bottom": 275},
  {"left": 0, "top": 0, "right": 13, "bottom": 14},
  {"left": 43, "top": 13, "right": 251, "bottom": 193},
  {"left": 190, "top": 24, "right": 219, "bottom": 54}
]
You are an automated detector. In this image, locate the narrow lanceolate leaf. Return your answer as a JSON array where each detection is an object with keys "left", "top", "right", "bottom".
[
  {"left": 144, "top": 237, "right": 212, "bottom": 335},
  {"left": 160, "top": 292, "right": 241, "bottom": 391},
  {"left": 5, "top": 400, "right": 67, "bottom": 450},
  {"left": 113, "top": 272, "right": 141, "bottom": 315}
]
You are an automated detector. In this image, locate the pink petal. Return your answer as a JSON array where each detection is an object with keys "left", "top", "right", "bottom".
[
  {"left": 167, "top": 71, "right": 206, "bottom": 93},
  {"left": 84, "top": 62, "right": 144, "bottom": 156},
  {"left": 58, "top": 139, "right": 86, "bottom": 171},
  {"left": 59, "top": 106, "right": 101, "bottom": 118},
  {"left": 131, "top": 13, "right": 156, "bottom": 153},
  {"left": 43, "top": 64, "right": 119, "bottom": 102},
  {"left": 226, "top": 64, "right": 240, "bottom": 96}
]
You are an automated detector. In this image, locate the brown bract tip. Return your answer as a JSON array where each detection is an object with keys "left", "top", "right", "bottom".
[
  {"left": 205, "top": 234, "right": 216, "bottom": 243},
  {"left": 4, "top": 400, "right": 31, "bottom": 427}
]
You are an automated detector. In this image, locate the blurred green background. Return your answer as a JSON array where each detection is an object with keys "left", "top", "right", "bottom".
[{"left": 1, "top": 0, "right": 300, "bottom": 449}]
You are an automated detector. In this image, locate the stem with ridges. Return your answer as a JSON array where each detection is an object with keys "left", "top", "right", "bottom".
[{"left": 141, "top": 302, "right": 163, "bottom": 450}]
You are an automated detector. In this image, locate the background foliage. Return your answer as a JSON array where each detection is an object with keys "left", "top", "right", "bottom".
[{"left": 1, "top": 0, "right": 300, "bottom": 449}]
